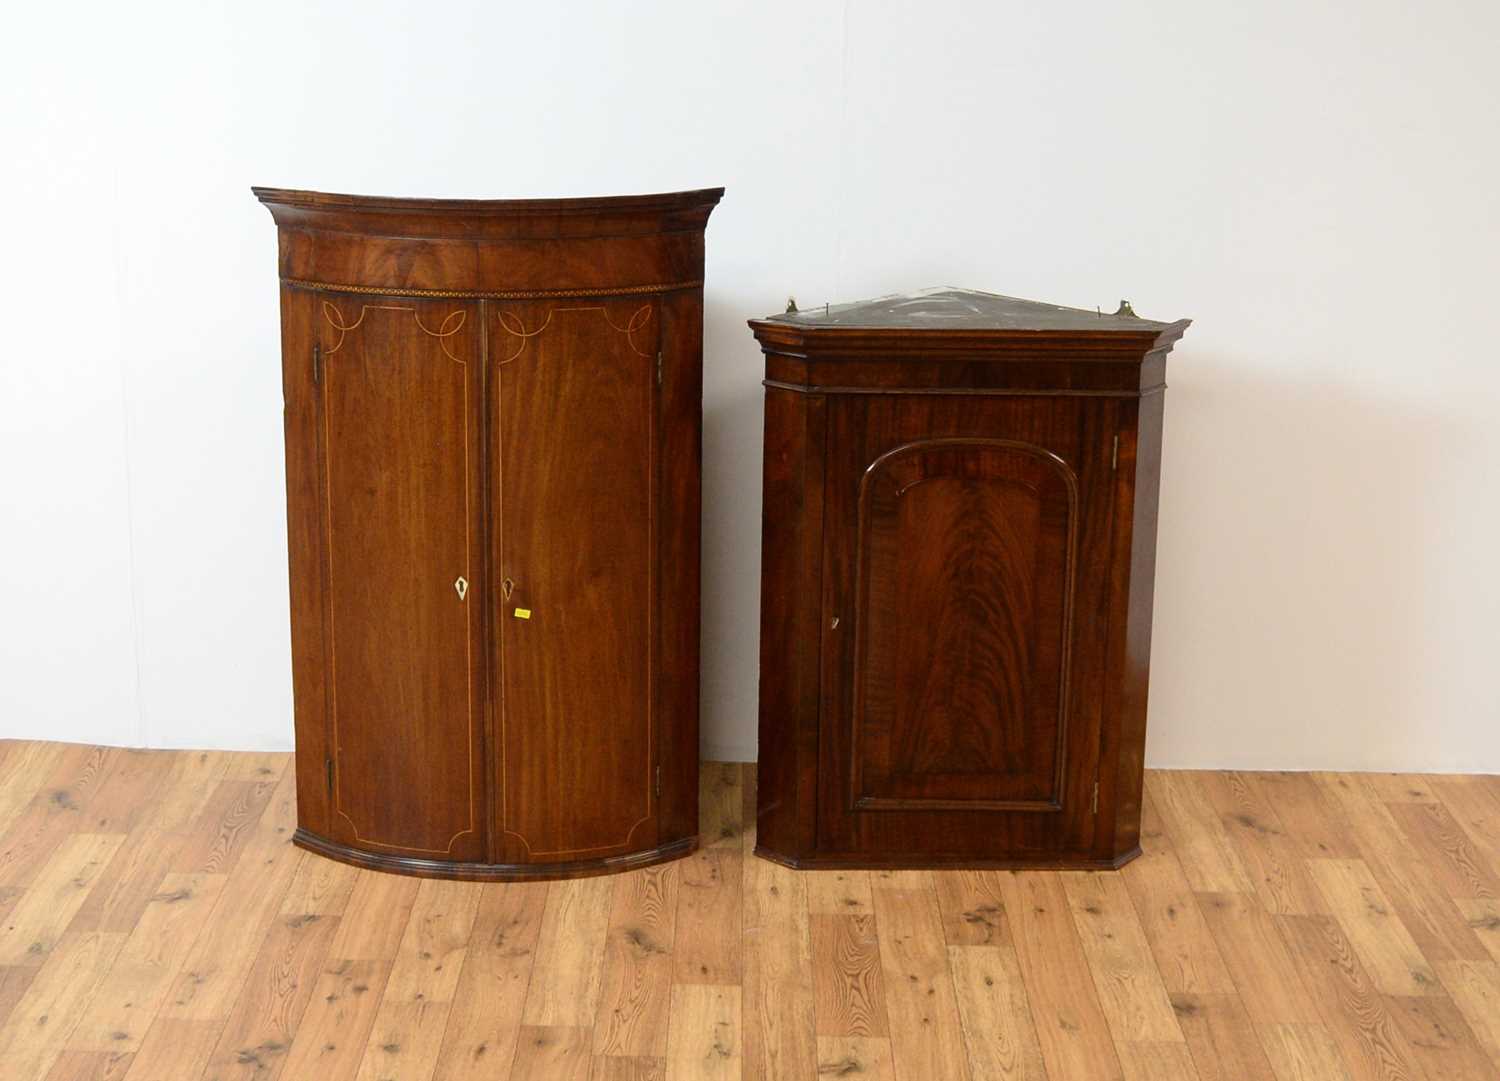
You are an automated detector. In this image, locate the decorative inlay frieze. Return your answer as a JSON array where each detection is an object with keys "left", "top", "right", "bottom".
[
  {"left": 496, "top": 303, "right": 654, "bottom": 363},
  {"left": 321, "top": 301, "right": 467, "bottom": 363}
]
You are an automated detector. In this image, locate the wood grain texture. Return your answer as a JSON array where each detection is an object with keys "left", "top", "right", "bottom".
[
  {"left": 1122, "top": 792, "right": 1237, "bottom": 995},
  {"left": 999, "top": 872, "right": 1124, "bottom": 1080},
  {"left": 522, "top": 876, "right": 614, "bottom": 1027},
  {"left": 810, "top": 914, "right": 888, "bottom": 1037},
  {"left": 673, "top": 848, "right": 742, "bottom": 986},
  {"left": 595, "top": 864, "right": 680, "bottom": 1058},
  {"left": 870, "top": 886, "right": 972, "bottom": 1080},
  {"left": 431, "top": 882, "right": 546, "bottom": 1081},
  {"left": 948, "top": 944, "right": 1047, "bottom": 1081},
  {"left": 1, "top": 748, "right": 1499, "bottom": 1080},
  {"left": 665, "top": 984, "right": 740, "bottom": 1081}
]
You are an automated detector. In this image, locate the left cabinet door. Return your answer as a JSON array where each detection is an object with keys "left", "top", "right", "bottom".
[{"left": 300, "top": 293, "right": 486, "bottom": 863}]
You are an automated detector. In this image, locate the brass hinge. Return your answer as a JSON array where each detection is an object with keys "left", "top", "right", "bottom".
[
  {"left": 1111, "top": 435, "right": 1119, "bottom": 471},
  {"left": 325, "top": 757, "right": 333, "bottom": 796},
  {"left": 313, "top": 343, "right": 322, "bottom": 386},
  {"left": 1091, "top": 781, "right": 1100, "bottom": 814},
  {"left": 656, "top": 351, "right": 663, "bottom": 387},
  {"left": 654, "top": 765, "right": 662, "bottom": 798}
]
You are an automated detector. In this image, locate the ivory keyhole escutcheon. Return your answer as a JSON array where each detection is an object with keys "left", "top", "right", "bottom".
[{"left": 454, "top": 576, "right": 468, "bottom": 600}]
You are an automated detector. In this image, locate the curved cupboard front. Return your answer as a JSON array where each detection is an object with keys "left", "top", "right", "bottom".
[{"left": 255, "top": 186, "right": 722, "bottom": 879}]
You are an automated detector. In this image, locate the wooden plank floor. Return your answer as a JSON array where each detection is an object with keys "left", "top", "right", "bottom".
[{"left": 1, "top": 742, "right": 1498, "bottom": 1080}]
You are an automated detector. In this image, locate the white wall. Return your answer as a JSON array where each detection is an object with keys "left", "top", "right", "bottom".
[{"left": 3, "top": 0, "right": 1497, "bottom": 769}]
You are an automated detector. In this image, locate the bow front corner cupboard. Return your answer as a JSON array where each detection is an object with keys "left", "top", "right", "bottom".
[{"left": 255, "top": 186, "right": 722, "bottom": 880}]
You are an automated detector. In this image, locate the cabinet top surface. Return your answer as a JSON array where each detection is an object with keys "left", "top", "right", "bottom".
[
  {"left": 761, "top": 288, "right": 1180, "bottom": 333},
  {"left": 252, "top": 186, "right": 725, "bottom": 217}
]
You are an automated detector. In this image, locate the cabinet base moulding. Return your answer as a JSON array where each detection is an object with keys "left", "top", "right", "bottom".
[
  {"left": 294, "top": 829, "right": 698, "bottom": 882},
  {"left": 752, "top": 845, "right": 1142, "bottom": 872}
]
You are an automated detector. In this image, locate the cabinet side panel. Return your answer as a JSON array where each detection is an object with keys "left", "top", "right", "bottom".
[
  {"left": 656, "top": 291, "right": 704, "bottom": 845},
  {"left": 1100, "top": 392, "right": 1162, "bottom": 857},
  {"left": 280, "top": 286, "right": 330, "bottom": 838},
  {"left": 756, "top": 386, "right": 825, "bottom": 859}
]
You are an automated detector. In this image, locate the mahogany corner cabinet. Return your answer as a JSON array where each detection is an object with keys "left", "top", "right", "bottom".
[
  {"left": 255, "top": 186, "right": 722, "bottom": 880},
  {"left": 750, "top": 289, "right": 1190, "bottom": 870}
]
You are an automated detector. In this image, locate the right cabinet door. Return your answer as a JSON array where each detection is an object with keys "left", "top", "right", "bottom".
[
  {"left": 819, "top": 396, "right": 1119, "bottom": 860},
  {"left": 490, "top": 298, "right": 661, "bottom": 865}
]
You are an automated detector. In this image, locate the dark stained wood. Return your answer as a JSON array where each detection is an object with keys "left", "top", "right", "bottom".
[
  {"left": 256, "top": 187, "right": 722, "bottom": 879},
  {"left": 750, "top": 289, "right": 1188, "bottom": 868}
]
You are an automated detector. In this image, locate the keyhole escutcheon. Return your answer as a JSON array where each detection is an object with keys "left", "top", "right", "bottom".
[{"left": 454, "top": 576, "right": 468, "bottom": 600}]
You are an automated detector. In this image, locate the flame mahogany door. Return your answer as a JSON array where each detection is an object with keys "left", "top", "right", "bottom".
[{"left": 817, "top": 398, "right": 1118, "bottom": 860}]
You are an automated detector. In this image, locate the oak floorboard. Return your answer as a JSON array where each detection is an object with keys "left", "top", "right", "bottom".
[
  {"left": 118, "top": 1017, "right": 222, "bottom": 1081},
  {"left": 815, "top": 1035, "right": 897, "bottom": 1081},
  {"left": 0, "top": 833, "right": 123, "bottom": 967},
  {"left": 1194, "top": 891, "right": 1321, "bottom": 1027},
  {"left": 521, "top": 876, "right": 614, "bottom": 1027},
  {"left": 673, "top": 846, "right": 742, "bottom": 985},
  {"left": 1148, "top": 772, "right": 1255, "bottom": 894},
  {"left": 430, "top": 882, "right": 546, "bottom": 1081},
  {"left": 871, "top": 885, "right": 971, "bottom": 1081},
  {"left": 699, "top": 762, "right": 744, "bottom": 851},
  {"left": 1383, "top": 992, "right": 1496, "bottom": 1080},
  {"left": 593, "top": 863, "right": 680, "bottom": 1059},
  {"left": 1122, "top": 792, "right": 1237, "bottom": 996},
  {"left": 1062, "top": 870, "right": 1184, "bottom": 1045},
  {"left": 742, "top": 846, "right": 816, "bottom": 1081},
  {"left": 0, "top": 930, "right": 128, "bottom": 1079},
  {"left": 1430, "top": 775, "right": 1500, "bottom": 882},
  {"left": 1434, "top": 960, "right": 1500, "bottom": 1070},
  {"left": 1198, "top": 772, "right": 1327, "bottom": 915},
  {"left": 809, "top": 913, "right": 888, "bottom": 1037},
  {"left": 1167, "top": 991, "right": 1277, "bottom": 1081},
  {"left": 1315, "top": 772, "right": 1490, "bottom": 964},
  {"left": 593, "top": 1054, "right": 666, "bottom": 1080},
  {"left": 934, "top": 869, "right": 1013, "bottom": 946},
  {"left": 1304, "top": 860, "right": 1441, "bottom": 998},
  {"left": 276, "top": 959, "right": 392, "bottom": 1081},
  {"left": 4, "top": 747, "right": 1500, "bottom": 1081},
  {"left": 664, "top": 983, "right": 740, "bottom": 1081},
  {"left": 0, "top": 963, "right": 38, "bottom": 1029},
  {"left": 66, "top": 872, "right": 227, "bottom": 1052},
  {"left": 804, "top": 870, "right": 875, "bottom": 917},
  {"left": 999, "top": 872, "right": 1123, "bottom": 1081},
  {"left": 1258, "top": 1023, "right": 1356, "bottom": 1081},
  {"left": 947, "top": 944, "right": 1047, "bottom": 1081},
  {"left": 43, "top": 1050, "right": 134, "bottom": 1081},
  {"left": 198, "top": 910, "right": 342, "bottom": 1081},
  {"left": 0, "top": 745, "right": 119, "bottom": 889},
  {"left": 1274, "top": 913, "right": 1420, "bottom": 1081},
  {"left": 508, "top": 1025, "right": 593, "bottom": 1081}
]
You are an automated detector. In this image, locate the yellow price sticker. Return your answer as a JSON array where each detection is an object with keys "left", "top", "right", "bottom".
[{"left": 514, "top": 607, "right": 532, "bottom": 620}]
